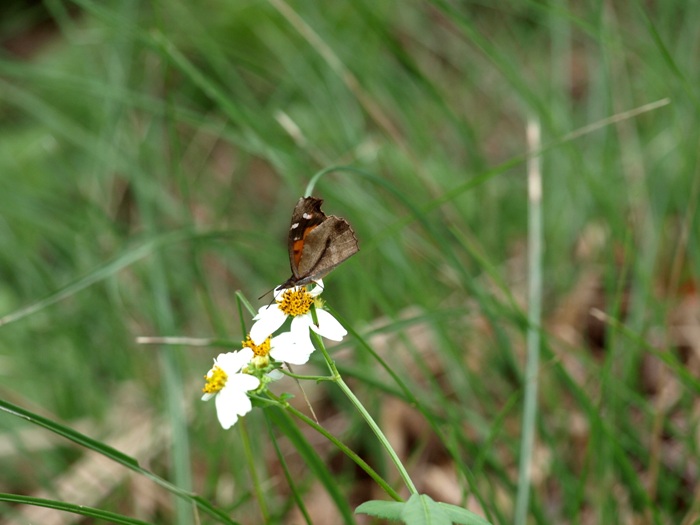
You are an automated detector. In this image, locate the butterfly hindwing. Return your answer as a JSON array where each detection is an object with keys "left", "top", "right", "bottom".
[{"left": 297, "top": 216, "right": 358, "bottom": 279}]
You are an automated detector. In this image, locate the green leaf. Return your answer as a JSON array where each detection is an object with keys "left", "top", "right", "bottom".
[
  {"left": 0, "top": 231, "right": 193, "bottom": 328},
  {"left": 356, "top": 494, "right": 492, "bottom": 525},
  {"left": 0, "top": 493, "right": 152, "bottom": 525},
  {"left": 0, "top": 399, "right": 237, "bottom": 524},
  {"left": 355, "top": 500, "right": 405, "bottom": 519},
  {"left": 266, "top": 407, "right": 355, "bottom": 525},
  {"left": 436, "top": 502, "right": 493, "bottom": 525},
  {"left": 403, "top": 495, "right": 451, "bottom": 525},
  {"left": 0, "top": 399, "right": 138, "bottom": 467}
]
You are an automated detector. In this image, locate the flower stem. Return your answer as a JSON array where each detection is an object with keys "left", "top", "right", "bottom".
[
  {"left": 280, "top": 370, "right": 334, "bottom": 381},
  {"left": 269, "top": 392, "right": 402, "bottom": 501},
  {"left": 311, "top": 331, "right": 419, "bottom": 495}
]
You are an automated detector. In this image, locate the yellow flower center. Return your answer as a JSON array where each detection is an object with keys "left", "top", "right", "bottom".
[
  {"left": 242, "top": 335, "right": 271, "bottom": 368},
  {"left": 277, "top": 288, "right": 314, "bottom": 316},
  {"left": 202, "top": 365, "right": 228, "bottom": 394},
  {"left": 242, "top": 335, "right": 271, "bottom": 356}
]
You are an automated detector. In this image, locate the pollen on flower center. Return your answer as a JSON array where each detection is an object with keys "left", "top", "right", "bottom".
[
  {"left": 202, "top": 366, "right": 228, "bottom": 394},
  {"left": 242, "top": 335, "right": 271, "bottom": 356},
  {"left": 277, "top": 288, "right": 314, "bottom": 316},
  {"left": 242, "top": 336, "right": 271, "bottom": 368}
]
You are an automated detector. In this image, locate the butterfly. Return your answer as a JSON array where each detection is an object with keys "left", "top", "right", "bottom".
[{"left": 278, "top": 196, "right": 359, "bottom": 290}]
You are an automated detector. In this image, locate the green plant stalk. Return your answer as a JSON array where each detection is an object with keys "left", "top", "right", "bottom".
[
  {"left": 238, "top": 419, "right": 269, "bottom": 522},
  {"left": 0, "top": 399, "right": 236, "bottom": 524},
  {"left": 276, "top": 394, "right": 403, "bottom": 502},
  {"left": 515, "top": 118, "right": 543, "bottom": 525},
  {"left": 264, "top": 417, "right": 313, "bottom": 524},
  {"left": 310, "top": 330, "right": 419, "bottom": 495},
  {"left": 280, "top": 370, "right": 335, "bottom": 381}
]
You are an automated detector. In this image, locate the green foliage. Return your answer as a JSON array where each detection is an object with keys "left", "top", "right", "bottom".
[
  {"left": 0, "top": 493, "right": 154, "bottom": 525},
  {"left": 0, "top": 398, "right": 238, "bottom": 523},
  {"left": 0, "top": 0, "right": 698, "bottom": 523},
  {"left": 356, "top": 494, "right": 491, "bottom": 525}
]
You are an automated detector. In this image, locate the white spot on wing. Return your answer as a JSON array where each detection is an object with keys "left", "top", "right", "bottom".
[
  {"left": 290, "top": 222, "right": 299, "bottom": 229},
  {"left": 302, "top": 213, "right": 313, "bottom": 219}
]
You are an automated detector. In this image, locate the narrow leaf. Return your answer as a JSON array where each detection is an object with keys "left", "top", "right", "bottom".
[
  {"left": 0, "top": 493, "right": 152, "bottom": 524},
  {"left": 0, "top": 399, "right": 237, "bottom": 524}
]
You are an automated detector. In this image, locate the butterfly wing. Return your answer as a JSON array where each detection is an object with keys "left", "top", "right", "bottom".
[
  {"left": 287, "top": 197, "right": 326, "bottom": 279},
  {"left": 295, "top": 216, "right": 359, "bottom": 283},
  {"left": 280, "top": 196, "right": 359, "bottom": 289}
]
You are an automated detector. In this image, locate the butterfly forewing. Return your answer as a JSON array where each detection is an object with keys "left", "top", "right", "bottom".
[{"left": 287, "top": 197, "right": 326, "bottom": 277}]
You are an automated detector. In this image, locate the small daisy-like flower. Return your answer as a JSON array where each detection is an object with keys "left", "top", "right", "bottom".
[
  {"left": 249, "top": 280, "right": 347, "bottom": 355},
  {"left": 201, "top": 349, "right": 260, "bottom": 430},
  {"left": 242, "top": 333, "right": 313, "bottom": 367}
]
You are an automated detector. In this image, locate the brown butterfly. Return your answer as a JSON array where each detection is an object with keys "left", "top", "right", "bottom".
[{"left": 278, "top": 196, "right": 359, "bottom": 290}]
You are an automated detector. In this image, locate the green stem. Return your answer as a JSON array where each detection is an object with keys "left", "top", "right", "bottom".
[
  {"left": 514, "top": 118, "right": 543, "bottom": 525},
  {"left": 280, "top": 370, "right": 335, "bottom": 381},
  {"left": 238, "top": 419, "right": 269, "bottom": 522},
  {"left": 311, "top": 330, "right": 419, "bottom": 495},
  {"left": 270, "top": 393, "right": 402, "bottom": 501}
]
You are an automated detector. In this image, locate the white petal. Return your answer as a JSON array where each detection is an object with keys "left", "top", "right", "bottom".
[
  {"left": 310, "top": 309, "right": 347, "bottom": 341},
  {"left": 308, "top": 279, "right": 324, "bottom": 297},
  {"left": 216, "top": 349, "right": 254, "bottom": 374},
  {"left": 250, "top": 307, "right": 287, "bottom": 344},
  {"left": 271, "top": 344, "right": 314, "bottom": 365},
  {"left": 216, "top": 411, "right": 238, "bottom": 430},
  {"left": 201, "top": 392, "right": 215, "bottom": 401},
  {"left": 213, "top": 374, "right": 260, "bottom": 430},
  {"left": 270, "top": 330, "right": 295, "bottom": 348},
  {"left": 234, "top": 373, "right": 261, "bottom": 393},
  {"left": 208, "top": 352, "right": 229, "bottom": 372},
  {"left": 269, "top": 331, "right": 297, "bottom": 361},
  {"left": 270, "top": 332, "right": 316, "bottom": 365},
  {"left": 229, "top": 388, "right": 253, "bottom": 416},
  {"left": 290, "top": 314, "right": 313, "bottom": 338},
  {"left": 251, "top": 306, "right": 267, "bottom": 322},
  {"left": 214, "top": 388, "right": 242, "bottom": 429}
]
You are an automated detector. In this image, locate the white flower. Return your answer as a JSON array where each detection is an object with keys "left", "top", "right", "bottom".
[
  {"left": 249, "top": 280, "right": 347, "bottom": 360},
  {"left": 201, "top": 349, "right": 260, "bottom": 430}
]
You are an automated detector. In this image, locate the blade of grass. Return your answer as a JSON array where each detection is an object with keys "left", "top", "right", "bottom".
[
  {"left": 514, "top": 118, "right": 543, "bottom": 525},
  {"left": 265, "top": 406, "right": 357, "bottom": 524},
  {"left": 0, "top": 399, "right": 237, "bottom": 524},
  {"left": 0, "top": 493, "right": 153, "bottom": 525},
  {"left": 0, "top": 231, "right": 192, "bottom": 328}
]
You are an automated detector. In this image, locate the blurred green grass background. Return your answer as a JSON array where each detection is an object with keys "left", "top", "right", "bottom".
[{"left": 0, "top": 1, "right": 698, "bottom": 524}]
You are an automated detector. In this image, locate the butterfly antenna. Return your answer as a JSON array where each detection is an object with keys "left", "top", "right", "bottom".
[{"left": 257, "top": 286, "right": 276, "bottom": 301}]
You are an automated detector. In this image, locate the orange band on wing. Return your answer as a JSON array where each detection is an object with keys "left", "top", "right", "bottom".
[
  {"left": 292, "top": 239, "right": 304, "bottom": 266},
  {"left": 292, "top": 225, "right": 318, "bottom": 267}
]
